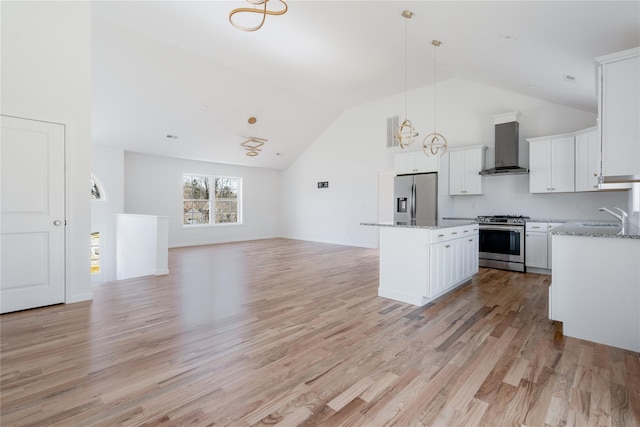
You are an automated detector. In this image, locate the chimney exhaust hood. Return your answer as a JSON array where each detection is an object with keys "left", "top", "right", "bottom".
[{"left": 480, "top": 112, "right": 529, "bottom": 176}]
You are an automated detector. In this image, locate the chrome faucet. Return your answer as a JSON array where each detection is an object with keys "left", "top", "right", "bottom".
[{"left": 599, "top": 206, "right": 628, "bottom": 231}]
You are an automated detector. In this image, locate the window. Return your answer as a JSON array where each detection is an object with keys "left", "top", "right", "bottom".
[
  {"left": 91, "top": 174, "right": 107, "bottom": 201},
  {"left": 90, "top": 232, "right": 100, "bottom": 274},
  {"left": 183, "top": 174, "right": 241, "bottom": 225}
]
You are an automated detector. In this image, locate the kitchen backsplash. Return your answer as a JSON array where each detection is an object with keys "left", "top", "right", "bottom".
[{"left": 442, "top": 173, "right": 630, "bottom": 221}]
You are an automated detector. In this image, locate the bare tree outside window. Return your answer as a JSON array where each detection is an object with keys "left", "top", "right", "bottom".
[
  {"left": 183, "top": 175, "right": 211, "bottom": 225},
  {"left": 183, "top": 174, "right": 241, "bottom": 225},
  {"left": 215, "top": 177, "right": 239, "bottom": 223}
]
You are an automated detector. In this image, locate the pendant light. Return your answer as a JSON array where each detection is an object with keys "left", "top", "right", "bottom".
[
  {"left": 229, "top": 0, "right": 288, "bottom": 32},
  {"left": 240, "top": 116, "right": 267, "bottom": 156},
  {"left": 423, "top": 40, "right": 448, "bottom": 157},
  {"left": 395, "top": 10, "right": 419, "bottom": 148}
]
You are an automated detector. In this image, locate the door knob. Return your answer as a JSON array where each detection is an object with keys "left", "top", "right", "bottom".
[{"left": 53, "top": 220, "right": 62, "bottom": 226}]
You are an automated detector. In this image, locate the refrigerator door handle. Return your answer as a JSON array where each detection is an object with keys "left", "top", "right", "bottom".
[{"left": 411, "top": 183, "right": 416, "bottom": 219}]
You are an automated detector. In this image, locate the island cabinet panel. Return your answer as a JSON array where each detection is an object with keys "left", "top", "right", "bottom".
[
  {"left": 551, "top": 234, "right": 640, "bottom": 352},
  {"left": 377, "top": 224, "right": 479, "bottom": 306},
  {"left": 378, "top": 227, "right": 431, "bottom": 305}
]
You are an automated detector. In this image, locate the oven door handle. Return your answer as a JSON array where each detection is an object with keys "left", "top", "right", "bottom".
[{"left": 479, "top": 225, "right": 523, "bottom": 233}]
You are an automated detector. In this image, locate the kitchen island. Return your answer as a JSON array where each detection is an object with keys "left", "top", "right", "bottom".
[
  {"left": 550, "top": 220, "right": 640, "bottom": 352},
  {"left": 361, "top": 221, "right": 479, "bottom": 306}
]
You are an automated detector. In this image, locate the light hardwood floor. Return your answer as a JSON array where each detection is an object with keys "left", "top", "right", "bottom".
[{"left": 1, "top": 238, "right": 639, "bottom": 426}]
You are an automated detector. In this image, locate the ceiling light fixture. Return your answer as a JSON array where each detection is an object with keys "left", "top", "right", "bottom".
[
  {"left": 395, "top": 10, "right": 419, "bottom": 149},
  {"left": 423, "top": 40, "right": 448, "bottom": 157},
  {"left": 229, "top": 0, "right": 288, "bottom": 32},
  {"left": 241, "top": 117, "right": 266, "bottom": 156}
]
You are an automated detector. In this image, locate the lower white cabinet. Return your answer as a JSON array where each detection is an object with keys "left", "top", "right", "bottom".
[
  {"left": 377, "top": 224, "right": 479, "bottom": 306},
  {"left": 525, "top": 227, "right": 548, "bottom": 269},
  {"left": 525, "top": 221, "right": 563, "bottom": 271},
  {"left": 429, "top": 227, "right": 478, "bottom": 298}
]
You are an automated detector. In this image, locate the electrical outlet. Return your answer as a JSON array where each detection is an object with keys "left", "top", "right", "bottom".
[{"left": 317, "top": 181, "right": 329, "bottom": 188}]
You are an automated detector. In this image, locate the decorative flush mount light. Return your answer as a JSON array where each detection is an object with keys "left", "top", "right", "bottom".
[
  {"left": 423, "top": 40, "right": 448, "bottom": 157},
  {"left": 395, "top": 10, "right": 419, "bottom": 149},
  {"left": 229, "top": 0, "right": 288, "bottom": 32},
  {"left": 241, "top": 117, "right": 267, "bottom": 156}
]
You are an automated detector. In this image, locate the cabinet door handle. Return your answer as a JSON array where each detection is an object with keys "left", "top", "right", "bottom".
[
  {"left": 451, "top": 232, "right": 458, "bottom": 235},
  {"left": 437, "top": 234, "right": 444, "bottom": 237},
  {"left": 532, "top": 226, "right": 541, "bottom": 229},
  {"left": 463, "top": 230, "right": 469, "bottom": 233},
  {"left": 593, "top": 185, "right": 598, "bottom": 188},
  {"left": 552, "top": 188, "right": 555, "bottom": 191},
  {"left": 468, "top": 239, "right": 473, "bottom": 242},
  {"left": 445, "top": 245, "right": 450, "bottom": 248},
  {"left": 593, "top": 173, "right": 598, "bottom": 177}
]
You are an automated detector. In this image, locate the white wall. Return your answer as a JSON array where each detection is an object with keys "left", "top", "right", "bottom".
[
  {"left": 1, "top": 1, "right": 92, "bottom": 303},
  {"left": 124, "top": 153, "right": 280, "bottom": 247},
  {"left": 280, "top": 78, "right": 629, "bottom": 248},
  {"left": 91, "top": 146, "right": 124, "bottom": 283},
  {"left": 450, "top": 173, "right": 628, "bottom": 220}
]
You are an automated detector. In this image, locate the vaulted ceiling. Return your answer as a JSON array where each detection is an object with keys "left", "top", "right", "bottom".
[{"left": 91, "top": 1, "right": 640, "bottom": 169}]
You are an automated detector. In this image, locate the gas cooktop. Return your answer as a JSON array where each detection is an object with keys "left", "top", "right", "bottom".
[{"left": 476, "top": 215, "right": 530, "bottom": 224}]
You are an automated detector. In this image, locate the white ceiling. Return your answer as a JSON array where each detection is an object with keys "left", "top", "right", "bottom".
[{"left": 91, "top": 1, "right": 640, "bottom": 170}]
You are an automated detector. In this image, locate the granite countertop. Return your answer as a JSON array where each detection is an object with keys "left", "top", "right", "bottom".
[
  {"left": 550, "top": 220, "right": 640, "bottom": 239},
  {"left": 361, "top": 220, "right": 478, "bottom": 230},
  {"left": 527, "top": 218, "right": 570, "bottom": 223},
  {"left": 442, "top": 217, "right": 477, "bottom": 221}
]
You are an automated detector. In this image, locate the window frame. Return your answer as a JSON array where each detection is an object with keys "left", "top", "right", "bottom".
[
  {"left": 91, "top": 173, "right": 108, "bottom": 202},
  {"left": 182, "top": 173, "right": 242, "bottom": 227}
]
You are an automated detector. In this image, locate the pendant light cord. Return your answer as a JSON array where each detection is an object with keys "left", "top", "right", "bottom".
[
  {"left": 404, "top": 17, "right": 408, "bottom": 119},
  {"left": 433, "top": 43, "right": 437, "bottom": 134}
]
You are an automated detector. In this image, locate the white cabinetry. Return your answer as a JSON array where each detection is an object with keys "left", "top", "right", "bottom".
[
  {"left": 528, "top": 135, "right": 575, "bottom": 193},
  {"left": 551, "top": 234, "right": 640, "bottom": 352},
  {"left": 449, "top": 145, "right": 487, "bottom": 195},
  {"left": 525, "top": 222, "right": 548, "bottom": 269},
  {"left": 377, "top": 224, "right": 478, "bottom": 306},
  {"left": 574, "top": 127, "right": 600, "bottom": 192},
  {"left": 395, "top": 151, "right": 439, "bottom": 174},
  {"left": 525, "top": 222, "right": 563, "bottom": 271},
  {"left": 596, "top": 47, "right": 640, "bottom": 183},
  {"left": 546, "top": 223, "right": 563, "bottom": 268},
  {"left": 429, "top": 225, "right": 478, "bottom": 298}
]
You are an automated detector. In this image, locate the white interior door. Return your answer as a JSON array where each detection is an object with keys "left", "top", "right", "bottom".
[{"left": 1, "top": 115, "right": 65, "bottom": 313}]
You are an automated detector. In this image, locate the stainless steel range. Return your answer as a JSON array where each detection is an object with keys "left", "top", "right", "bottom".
[{"left": 476, "top": 215, "right": 529, "bottom": 272}]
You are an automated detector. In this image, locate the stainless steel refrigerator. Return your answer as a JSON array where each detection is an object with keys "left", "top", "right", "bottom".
[{"left": 393, "top": 172, "right": 438, "bottom": 225}]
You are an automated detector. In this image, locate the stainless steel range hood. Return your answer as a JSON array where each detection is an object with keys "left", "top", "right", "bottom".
[{"left": 480, "top": 112, "right": 529, "bottom": 176}]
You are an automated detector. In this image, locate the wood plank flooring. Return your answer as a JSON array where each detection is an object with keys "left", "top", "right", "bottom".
[{"left": 1, "top": 238, "right": 639, "bottom": 426}]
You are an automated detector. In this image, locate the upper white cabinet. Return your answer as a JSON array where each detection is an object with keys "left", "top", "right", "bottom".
[
  {"left": 596, "top": 47, "right": 640, "bottom": 183},
  {"left": 448, "top": 145, "right": 486, "bottom": 195},
  {"left": 574, "top": 127, "right": 599, "bottom": 192},
  {"left": 528, "top": 135, "right": 575, "bottom": 193},
  {"left": 395, "top": 151, "right": 439, "bottom": 175}
]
